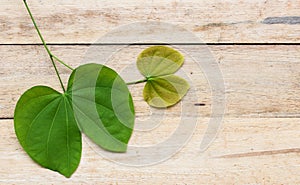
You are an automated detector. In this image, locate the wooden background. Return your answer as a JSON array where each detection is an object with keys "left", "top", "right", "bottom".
[{"left": 1, "top": 0, "right": 300, "bottom": 184}]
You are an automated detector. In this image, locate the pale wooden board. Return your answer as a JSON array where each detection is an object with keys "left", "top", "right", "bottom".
[
  {"left": 0, "top": 45, "right": 299, "bottom": 118},
  {"left": 1, "top": 118, "right": 300, "bottom": 184},
  {"left": 1, "top": 0, "right": 300, "bottom": 184},
  {"left": 1, "top": 0, "right": 300, "bottom": 44}
]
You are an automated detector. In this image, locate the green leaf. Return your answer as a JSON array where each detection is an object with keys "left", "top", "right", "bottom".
[
  {"left": 67, "top": 63, "right": 135, "bottom": 152},
  {"left": 14, "top": 63, "right": 135, "bottom": 177},
  {"left": 137, "top": 46, "right": 189, "bottom": 108},
  {"left": 137, "top": 46, "right": 184, "bottom": 77},
  {"left": 14, "top": 86, "right": 82, "bottom": 178},
  {"left": 143, "top": 75, "right": 190, "bottom": 108}
]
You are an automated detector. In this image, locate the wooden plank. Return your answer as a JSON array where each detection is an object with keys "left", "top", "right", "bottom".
[
  {"left": 1, "top": 0, "right": 300, "bottom": 44},
  {"left": 1, "top": 118, "right": 299, "bottom": 184},
  {"left": 0, "top": 45, "right": 299, "bottom": 118}
]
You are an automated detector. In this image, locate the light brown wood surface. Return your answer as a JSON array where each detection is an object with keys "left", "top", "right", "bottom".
[
  {"left": 1, "top": 0, "right": 300, "bottom": 43},
  {"left": 1, "top": 118, "right": 300, "bottom": 184},
  {"left": 1, "top": 45, "right": 299, "bottom": 118},
  {"left": 0, "top": 0, "right": 300, "bottom": 184}
]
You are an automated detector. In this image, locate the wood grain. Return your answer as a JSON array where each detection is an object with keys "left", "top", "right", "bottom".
[
  {"left": 1, "top": 45, "right": 299, "bottom": 118},
  {"left": 1, "top": 118, "right": 299, "bottom": 184},
  {"left": 1, "top": 1, "right": 300, "bottom": 184},
  {"left": 1, "top": 0, "right": 300, "bottom": 44}
]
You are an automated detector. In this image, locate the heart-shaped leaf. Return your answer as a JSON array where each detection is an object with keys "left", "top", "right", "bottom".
[
  {"left": 144, "top": 75, "right": 190, "bottom": 108},
  {"left": 14, "top": 86, "right": 82, "bottom": 178},
  {"left": 14, "top": 63, "right": 135, "bottom": 177},
  {"left": 137, "top": 46, "right": 189, "bottom": 108},
  {"left": 68, "top": 63, "right": 135, "bottom": 152}
]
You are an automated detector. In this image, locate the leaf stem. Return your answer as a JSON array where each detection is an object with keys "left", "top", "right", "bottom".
[
  {"left": 50, "top": 56, "right": 66, "bottom": 92},
  {"left": 52, "top": 55, "right": 74, "bottom": 71},
  {"left": 23, "top": 0, "right": 51, "bottom": 56},
  {"left": 23, "top": 0, "right": 73, "bottom": 92},
  {"left": 126, "top": 79, "right": 148, "bottom": 85}
]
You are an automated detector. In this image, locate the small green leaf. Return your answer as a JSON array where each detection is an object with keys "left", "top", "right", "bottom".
[
  {"left": 137, "top": 46, "right": 184, "bottom": 77},
  {"left": 143, "top": 75, "right": 190, "bottom": 108},
  {"left": 68, "top": 63, "right": 135, "bottom": 152},
  {"left": 137, "top": 46, "right": 189, "bottom": 108},
  {"left": 14, "top": 86, "right": 82, "bottom": 178}
]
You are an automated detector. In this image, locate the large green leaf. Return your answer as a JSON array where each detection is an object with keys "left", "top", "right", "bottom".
[
  {"left": 67, "top": 63, "right": 135, "bottom": 152},
  {"left": 137, "top": 46, "right": 189, "bottom": 108},
  {"left": 137, "top": 46, "right": 184, "bottom": 77},
  {"left": 14, "top": 86, "right": 82, "bottom": 178},
  {"left": 143, "top": 75, "right": 190, "bottom": 108},
  {"left": 14, "top": 63, "right": 135, "bottom": 177}
]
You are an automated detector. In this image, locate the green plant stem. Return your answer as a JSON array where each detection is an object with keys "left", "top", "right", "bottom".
[
  {"left": 23, "top": 0, "right": 73, "bottom": 92},
  {"left": 126, "top": 79, "right": 148, "bottom": 85},
  {"left": 51, "top": 55, "right": 73, "bottom": 71},
  {"left": 50, "top": 57, "right": 66, "bottom": 92}
]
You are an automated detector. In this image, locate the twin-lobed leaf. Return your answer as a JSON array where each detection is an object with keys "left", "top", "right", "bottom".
[
  {"left": 14, "top": 63, "right": 135, "bottom": 177},
  {"left": 137, "top": 46, "right": 190, "bottom": 108}
]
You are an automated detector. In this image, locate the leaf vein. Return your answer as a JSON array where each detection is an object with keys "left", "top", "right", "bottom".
[
  {"left": 24, "top": 97, "right": 61, "bottom": 146},
  {"left": 46, "top": 99, "right": 63, "bottom": 165},
  {"left": 63, "top": 98, "right": 70, "bottom": 173}
]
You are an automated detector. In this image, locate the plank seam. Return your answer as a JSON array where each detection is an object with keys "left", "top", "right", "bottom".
[{"left": 0, "top": 43, "right": 300, "bottom": 46}]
